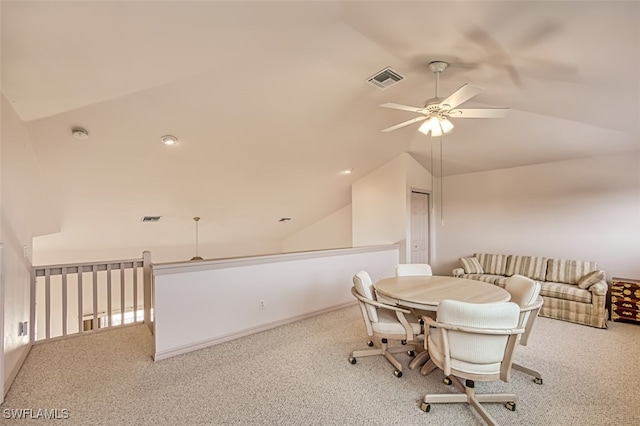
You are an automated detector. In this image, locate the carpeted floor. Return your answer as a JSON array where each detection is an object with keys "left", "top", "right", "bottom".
[{"left": 2, "top": 305, "right": 639, "bottom": 425}]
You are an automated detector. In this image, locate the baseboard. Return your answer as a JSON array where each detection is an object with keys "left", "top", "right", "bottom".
[
  {"left": 4, "top": 341, "right": 32, "bottom": 397},
  {"left": 154, "top": 301, "right": 356, "bottom": 361}
]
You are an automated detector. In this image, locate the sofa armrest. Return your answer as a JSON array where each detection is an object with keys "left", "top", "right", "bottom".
[
  {"left": 452, "top": 267, "right": 465, "bottom": 277},
  {"left": 589, "top": 280, "right": 608, "bottom": 296}
]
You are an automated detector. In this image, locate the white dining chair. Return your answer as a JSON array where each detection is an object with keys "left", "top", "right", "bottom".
[
  {"left": 395, "top": 263, "right": 433, "bottom": 277},
  {"left": 419, "top": 300, "right": 525, "bottom": 425},
  {"left": 349, "top": 270, "right": 421, "bottom": 377}
]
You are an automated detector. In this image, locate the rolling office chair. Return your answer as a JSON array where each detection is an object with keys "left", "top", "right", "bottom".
[
  {"left": 504, "top": 274, "right": 544, "bottom": 384},
  {"left": 419, "top": 300, "right": 525, "bottom": 426},
  {"left": 349, "top": 270, "right": 421, "bottom": 377},
  {"left": 395, "top": 263, "right": 433, "bottom": 277}
]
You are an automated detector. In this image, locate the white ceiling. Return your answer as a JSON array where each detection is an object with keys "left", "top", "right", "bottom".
[{"left": 2, "top": 1, "right": 639, "bottom": 261}]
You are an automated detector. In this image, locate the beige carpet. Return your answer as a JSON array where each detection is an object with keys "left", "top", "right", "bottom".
[{"left": 2, "top": 305, "right": 639, "bottom": 425}]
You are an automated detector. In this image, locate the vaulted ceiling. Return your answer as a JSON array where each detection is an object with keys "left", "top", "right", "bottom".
[{"left": 2, "top": 1, "right": 639, "bottom": 262}]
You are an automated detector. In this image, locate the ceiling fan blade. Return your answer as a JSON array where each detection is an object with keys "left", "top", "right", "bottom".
[
  {"left": 381, "top": 116, "right": 428, "bottom": 132},
  {"left": 439, "top": 84, "right": 483, "bottom": 110},
  {"left": 379, "top": 103, "right": 424, "bottom": 113},
  {"left": 463, "top": 25, "right": 523, "bottom": 87},
  {"left": 449, "top": 108, "right": 509, "bottom": 118},
  {"left": 513, "top": 21, "right": 561, "bottom": 50}
]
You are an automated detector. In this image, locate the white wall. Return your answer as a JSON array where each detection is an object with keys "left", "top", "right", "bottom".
[
  {"left": 434, "top": 152, "right": 640, "bottom": 278},
  {"left": 152, "top": 245, "right": 399, "bottom": 360},
  {"left": 282, "top": 205, "right": 352, "bottom": 253},
  {"left": 352, "top": 153, "right": 432, "bottom": 262},
  {"left": 352, "top": 155, "right": 406, "bottom": 247},
  {"left": 1, "top": 95, "right": 47, "bottom": 396}
]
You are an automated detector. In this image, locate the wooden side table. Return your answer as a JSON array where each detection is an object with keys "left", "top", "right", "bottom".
[{"left": 610, "top": 277, "right": 640, "bottom": 324}]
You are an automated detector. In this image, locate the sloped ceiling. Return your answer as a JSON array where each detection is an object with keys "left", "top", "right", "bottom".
[{"left": 2, "top": 1, "right": 638, "bottom": 262}]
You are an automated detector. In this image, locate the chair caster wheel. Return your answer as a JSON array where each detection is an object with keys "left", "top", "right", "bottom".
[
  {"left": 393, "top": 369, "right": 403, "bottom": 378},
  {"left": 534, "top": 377, "right": 543, "bottom": 385},
  {"left": 348, "top": 357, "right": 356, "bottom": 365},
  {"left": 420, "top": 402, "right": 431, "bottom": 412},
  {"left": 367, "top": 340, "right": 374, "bottom": 347},
  {"left": 407, "top": 350, "right": 415, "bottom": 357},
  {"left": 401, "top": 339, "right": 407, "bottom": 345},
  {"left": 443, "top": 377, "right": 452, "bottom": 385},
  {"left": 505, "top": 401, "right": 516, "bottom": 411}
]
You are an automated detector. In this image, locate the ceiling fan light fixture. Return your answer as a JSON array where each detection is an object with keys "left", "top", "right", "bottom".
[
  {"left": 440, "top": 118, "right": 454, "bottom": 134},
  {"left": 418, "top": 117, "right": 438, "bottom": 135},
  {"left": 418, "top": 116, "right": 454, "bottom": 137}
]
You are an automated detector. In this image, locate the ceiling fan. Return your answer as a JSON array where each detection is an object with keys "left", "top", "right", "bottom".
[{"left": 380, "top": 61, "right": 509, "bottom": 136}]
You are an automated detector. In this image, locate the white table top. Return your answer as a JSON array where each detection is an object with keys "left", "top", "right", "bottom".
[{"left": 374, "top": 275, "right": 511, "bottom": 311}]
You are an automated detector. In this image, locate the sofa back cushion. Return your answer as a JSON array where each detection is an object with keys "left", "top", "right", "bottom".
[
  {"left": 505, "top": 255, "right": 548, "bottom": 281},
  {"left": 546, "top": 259, "right": 598, "bottom": 285},
  {"left": 474, "top": 253, "right": 509, "bottom": 275},
  {"left": 460, "top": 256, "right": 484, "bottom": 274}
]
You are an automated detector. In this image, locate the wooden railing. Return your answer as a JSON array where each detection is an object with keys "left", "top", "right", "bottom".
[{"left": 31, "top": 251, "right": 153, "bottom": 342}]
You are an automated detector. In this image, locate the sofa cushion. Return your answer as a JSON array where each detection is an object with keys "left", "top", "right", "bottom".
[
  {"left": 460, "top": 256, "right": 484, "bottom": 274},
  {"left": 540, "top": 281, "right": 592, "bottom": 304},
  {"left": 475, "top": 253, "right": 509, "bottom": 275},
  {"left": 460, "top": 274, "right": 506, "bottom": 288},
  {"left": 577, "top": 270, "right": 605, "bottom": 289},
  {"left": 505, "top": 255, "right": 548, "bottom": 281},
  {"left": 546, "top": 259, "right": 598, "bottom": 284}
]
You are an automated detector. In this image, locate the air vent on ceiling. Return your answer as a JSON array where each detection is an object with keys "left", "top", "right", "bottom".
[
  {"left": 141, "top": 216, "right": 162, "bottom": 222},
  {"left": 367, "top": 67, "right": 404, "bottom": 89}
]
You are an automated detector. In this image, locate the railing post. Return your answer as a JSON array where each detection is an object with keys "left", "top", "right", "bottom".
[{"left": 143, "top": 250, "right": 153, "bottom": 334}]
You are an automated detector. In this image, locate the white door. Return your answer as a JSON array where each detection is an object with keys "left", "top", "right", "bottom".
[{"left": 410, "top": 191, "right": 430, "bottom": 264}]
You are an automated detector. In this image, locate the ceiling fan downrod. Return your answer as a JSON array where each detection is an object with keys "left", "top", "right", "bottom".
[{"left": 429, "top": 61, "right": 449, "bottom": 99}]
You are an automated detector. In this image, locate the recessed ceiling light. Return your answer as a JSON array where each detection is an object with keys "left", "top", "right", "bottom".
[
  {"left": 161, "top": 135, "right": 178, "bottom": 146},
  {"left": 141, "top": 216, "right": 162, "bottom": 222},
  {"left": 72, "top": 127, "right": 89, "bottom": 140},
  {"left": 340, "top": 169, "right": 353, "bottom": 175}
]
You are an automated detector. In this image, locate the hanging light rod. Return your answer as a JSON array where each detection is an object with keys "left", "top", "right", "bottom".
[{"left": 190, "top": 216, "right": 204, "bottom": 261}]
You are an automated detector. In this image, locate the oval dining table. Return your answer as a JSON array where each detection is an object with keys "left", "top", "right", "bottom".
[
  {"left": 374, "top": 275, "right": 511, "bottom": 371},
  {"left": 374, "top": 275, "right": 511, "bottom": 311}
]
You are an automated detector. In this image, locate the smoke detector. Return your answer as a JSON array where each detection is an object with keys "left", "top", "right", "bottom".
[{"left": 72, "top": 128, "right": 89, "bottom": 140}]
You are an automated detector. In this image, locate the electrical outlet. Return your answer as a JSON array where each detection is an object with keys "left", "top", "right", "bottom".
[
  {"left": 259, "top": 300, "right": 265, "bottom": 310},
  {"left": 18, "top": 321, "right": 29, "bottom": 337}
]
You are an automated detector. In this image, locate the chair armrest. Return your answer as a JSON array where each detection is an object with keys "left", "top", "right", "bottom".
[
  {"left": 350, "top": 288, "right": 419, "bottom": 341},
  {"left": 521, "top": 296, "right": 544, "bottom": 314},
  {"left": 452, "top": 267, "right": 465, "bottom": 277},
  {"left": 350, "top": 287, "right": 412, "bottom": 314},
  {"left": 589, "top": 280, "right": 608, "bottom": 296}
]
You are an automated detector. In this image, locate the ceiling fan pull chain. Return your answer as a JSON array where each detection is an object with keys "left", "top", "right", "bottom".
[
  {"left": 440, "top": 136, "right": 444, "bottom": 226},
  {"left": 430, "top": 138, "right": 435, "bottom": 215}
]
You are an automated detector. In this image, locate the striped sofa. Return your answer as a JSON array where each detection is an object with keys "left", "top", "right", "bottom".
[{"left": 453, "top": 253, "right": 608, "bottom": 328}]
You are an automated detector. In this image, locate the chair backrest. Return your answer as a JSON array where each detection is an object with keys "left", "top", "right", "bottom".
[
  {"left": 353, "top": 271, "right": 378, "bottom": 323},
  {"left": 395, "top": 263, "right": 432, "bottom": 277},
  {"left": 436, "top": 300, "right": 521, "bottom": 379},
  {"left": 505, "top": 274, "right": 541, "bottom": 307},
  {"left": 504, "top": 274, "right": 542, "bottom": 346}
]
